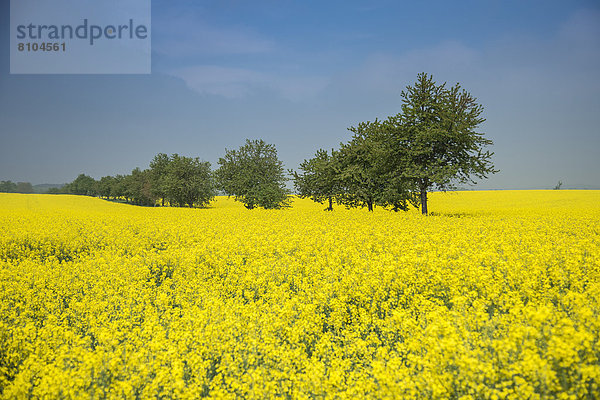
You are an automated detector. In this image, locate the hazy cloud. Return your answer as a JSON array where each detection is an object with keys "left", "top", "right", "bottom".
[{"left": 170, "top": 65, "right": 329, "bottom": 101}]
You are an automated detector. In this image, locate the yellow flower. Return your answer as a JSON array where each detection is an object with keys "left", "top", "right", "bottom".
[{"left": 0, "top": 190, "right": 599, "bottom": 398}]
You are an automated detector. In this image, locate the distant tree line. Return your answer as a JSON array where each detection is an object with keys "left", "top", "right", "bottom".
[
  {"left": 8, "top": 73, "right": 497, "bottom": 214},
  {"left": 0, "top": 181, "right": 34, "bottom": 194},
  {"left": 46, "top": 139, "right": 291, "bottom": 209},
  {"left": 48, "top": 154, "right": 216, "bottom": 207}
]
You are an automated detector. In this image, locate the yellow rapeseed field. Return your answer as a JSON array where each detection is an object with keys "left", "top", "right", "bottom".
[{"left": 1, "top": 191, "right": 599, "bottom": 399}]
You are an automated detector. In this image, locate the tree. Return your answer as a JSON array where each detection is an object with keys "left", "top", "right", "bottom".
[
  {"left": 383, "top": 73, "right": 497, "bottom": 215},
  {"left": 336, "top": 122, "right": 384, "bottom": 212},
  {"left": 554, "top": 181, "right": 563, "bottom": 190},
  {"left": 66, "top": 174, "right": 97, "bottom": 196},
  {"left": 165, "top": 154, "right": 215, "bottom": 207},
  {"left": 97, "top": 176, "right": 116, "bottom": 199},
  {"left": 336, "top": 120, "right": 417, "bottom": 212},
  {"left": 292, "top": 149, "right": 340, "bottom": 211},
  {"left": 124, "top": 168, "right": 156, "bottom": 206},
  {"left": 110, "top": 175, "right": 127, "bottom": 200},
  {"left": 0, "top": 181, "right": 17, "bottom": 193},
  {"left": 216, "top": 139, "right": 290, "bottom": 209},
  {"left": 149, "top": 153, "right": 170, "bottom": 206},
  {"left": 15, "top": 182, "right": 34, "bottom": 194}
]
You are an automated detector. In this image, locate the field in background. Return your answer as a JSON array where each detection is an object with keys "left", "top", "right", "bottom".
[{"left": 1, "top": 191, "right": 599, "bottom": 399}]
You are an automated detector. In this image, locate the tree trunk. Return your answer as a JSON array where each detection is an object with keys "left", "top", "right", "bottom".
[
  {"left": 367, "top": 200, "right": 373, "bottom": 212},
  {"left": 327, "top": 196, "right": 333, "bottom": 211},
  {"left": 161, "top": 197, "right": 165, "bottom": 206},
  {"left": 420, "top": 186, "right": 428, "bottom": 215}
]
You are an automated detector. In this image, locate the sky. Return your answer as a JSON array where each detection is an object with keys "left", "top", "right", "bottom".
[{"left": 1, "top": 0, "right": 599, "bottom": 189}]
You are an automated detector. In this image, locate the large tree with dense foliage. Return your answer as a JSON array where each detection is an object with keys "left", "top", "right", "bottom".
[
  {"left": 66, "top": 174, "right": 97, "bottom": 196},
  {"left": 0, "top": 181, "right": 18, "bottom": 193},
  {"left": 383, "top": 72, "right": 497, "bottom": 214},
  {"left": 336, "top": 121, "right": 385, "bottom": 212},
  {"left": 216, "top": 139, "right": 290, "bottom": 209},
  {"left": 292, "top": 149, "right": 340, "bottom": 211},
  {"left": 15, "top": 182, "right": 34, "bottom": 194},
  {"left": 336, "top": 121, "right": 418, "bottom": 212},
  {"left": 149, "top": 153, "right": 170, "bottom": 206},
  {"left": 164, "top": 154, "right": 215, "bottom": 207},
  {"left": 124, "top": 168, "right": 155, "bottom": 206},
  {"left": 96, "top": 176, "right": 116, "bottom": 199},
  {"left": 110, "top": 175, "right": 127, "bottom": 200}
]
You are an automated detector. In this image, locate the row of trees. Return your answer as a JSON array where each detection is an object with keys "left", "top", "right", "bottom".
[
  {"left": 50, "top": 155, "right": 214, "bottom": 207},
  {"left": 0, "top": 181, "right": 34, "bottom": 194},
  {"left": 51, "top": 139, "right": 290, "bottom": 209},
  {"left": 49, "top": 73, "right": 495, "bottom": 214},
  {"left": 293, "top": 73, "right": 496, "bottom": 214}
]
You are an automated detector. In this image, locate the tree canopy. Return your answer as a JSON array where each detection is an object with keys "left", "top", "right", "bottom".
[
  {"left": 216, "top": 139, "right": 290, "bottom": 209},
  {"left": 66, "top": 174, "right": 96, "bottom": 196},
  {"left": 0, "top": 181, "right": 18, "bottom": 193},
  {"left": 292, "top": 149, "right": 339, "bottom": 211},
  {"left": 337, "top": 120, "right": 418, "bottom": 212},
  {"left": 382, "top": 72, "right": 497, "bottom": 214},
  {"left": 164, "top": 154, "right": 215, "bottom": 207},
  {"left": 149, "top": 153, "right": 170, "bottom": 206}
]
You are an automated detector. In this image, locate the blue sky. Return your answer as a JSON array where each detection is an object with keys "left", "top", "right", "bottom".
[{"left": 1, "top": 0, "right": 599, "bottom": 189}]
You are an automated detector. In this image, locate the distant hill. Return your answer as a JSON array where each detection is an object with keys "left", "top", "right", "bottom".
[{"left": 33, "top": 184, "right": 65, "bottom": 194}]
